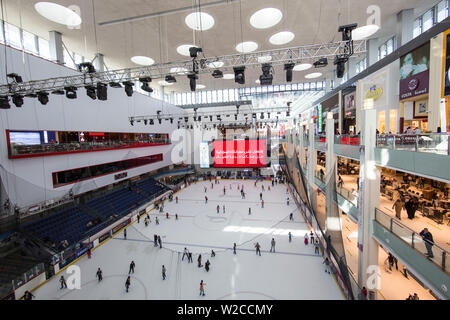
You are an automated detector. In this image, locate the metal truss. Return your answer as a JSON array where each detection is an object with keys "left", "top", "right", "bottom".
[{"left": 0, "top": 40, "right": 366, "bottom": 96}]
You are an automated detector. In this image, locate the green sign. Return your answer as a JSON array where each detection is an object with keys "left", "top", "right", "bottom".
[{"left": 318, "top": 104, "right": 322, "bottom": 133}]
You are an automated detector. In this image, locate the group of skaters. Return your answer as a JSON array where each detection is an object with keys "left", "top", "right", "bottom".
[{"left": 180, "top": 247, "right": 215, "bottom": 296}]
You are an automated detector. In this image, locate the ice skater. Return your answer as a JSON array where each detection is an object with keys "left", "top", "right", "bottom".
[
  {"left": 188, "top": 252, "right": 193, "bottom": 263},
  {"left": 211, "top": 249, "right": 215, "bottom": 257},
  {"left": 198, "top": 254, "right": 203, "bottom": 268},
  {"left": 59, "top": 275, "right": 67, "bottom": 289},
  {"left": 304, "top": 233, "right": 309, "bottom": 246},
  {"left": 182, "top": 247, "right": 188, "bottom": 261},
  {"left": 125, "top": 276, "right": 131, "bottom": 293},
  {"left": 205, "top": 260, "right": 210, "bottom": 272},
  {"left": 287, "top": 197, "right": 290, "bottom": 206},
  {"left": 87, "top": 247, "right": 92, "bottom": 259},
  {"left": 129, "top": 261, "right": 135, "bottom": 274},
  {"left": 260, "top": 192, "right": 263, "bottom": 200},
  {"left": 144, "top": 217, "right": 149, "bottom": 227},
  {"left": 166, "top": 212, "right": 169, "bottom": 219},
  {"left": 323, "top": 258, "right": 331, "bottom": 274},
  {"left": 204, "top": 186, "right": 207, "bottom": 193},
  {"left": 233, "top": 243, "right": 237, "bottom": 254},
  {"left": 270, "top": 238, "right": 276, "bottom": 253},
  {"left": 199, "top": 280, "right": 206, "bottom": 296},
  {"left": 156, "top": 217, "right": 159, "bottom": 225},
  {"left": 288, "top": 232, "right": 292, "bottom": 243},
  {"left": 175, "top": 214, "right": 178, "bottom": 220},
  {"left": 289, "top": 213, "right": 293, "bottom": 221},
  {"left": 255, "top": 242, "right": 261, "bottom": 256},
  {"left": 223, "top": 187, "right": 226, "bottom": 195},
  {"left": 137, "top": 214, "right": 140, "bottom": 224},
  {"left": 153, "top": 234, "right": 158, "bottom": 247},
  {"left": 176, "top": 196, "right": 178, "bottom": 204},
  {"left": 217, "top": 205, "right": 220, "bottom": 214},
  {"left": 248, "top": 207, "right": 251, "bottom": 215},
  {"left": 158, "top": 235, "right": 162, "bottom": 249},
  {"left": 310, "top": 231, "right": 314, "bottom": 244},
  {"left": 223, "top": 205, "right": 225, "bottom": 214},
  {"left": 261, "top": 200, "right": 264, "bottom": 208},
  {"left": 96, "top": 267, "right": 103, "bottom": 282},
  {"left": 124, "top": 228, "right": 127, "bottom": 239},
  {"left": 314, "top": 239, "right": 320, "bottom": 255},
  {"left": 205, "top": 196, "right": 208, "bottom": 204},
  {"left": 162, "top": 265, "right": 166, "bottom": 280}
]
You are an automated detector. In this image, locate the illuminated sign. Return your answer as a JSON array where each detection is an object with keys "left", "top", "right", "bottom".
[{"left": 365, "top": 85, "right": 383, "bottom": 100}]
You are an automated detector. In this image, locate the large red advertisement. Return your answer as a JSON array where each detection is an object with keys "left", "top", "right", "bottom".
[{"left": 213, "top": 140, "right": 266, "bottom": 168}]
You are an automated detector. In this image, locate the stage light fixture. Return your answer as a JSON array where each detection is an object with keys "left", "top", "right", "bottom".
[
  {"left": 184, "top": 117, "right": 189, "bottom": 123},
  {"left": 165, "top": 75, "right": 177, "bottom": 83},
  {"left": 7, "top": 73, "right": 23, "bottom": 83},
  {"left": 334, "top": 56, "right": 347, "bottom": 78},
  {"left": 259, "top": 63, "right": 273, "bottom": 86},
  {"left": 212, "top": 69, "right": 223, "bottom": 78},
  {"left": 144, "top": 120, "right": 148, "bottom": 125},
  {"left": 139, "top": 77, "right": 153, "bottom": 93},
  {"left": 0, "top": 96, "right": 11, "bottom": 109},
  {"left": 338, "top": 23, "right": 358, "bottom": 41},
  {"left": 267, "top": 112, "right": 271, "bottom": 118},
  {"left": 123, "top": 81, "right": 134, "bottom": 97},
  {"left": 260, "top": 113, "right": 264, "bottom": 120},
  {"left": 78, "top": 62, "right": 96, "bottom": 73},
  {"left": 65, "top": 87, "right": 78, "bottom": 99},
  {"left": 97, "top": 83, "right": 108, "bottom": 100},
  {"left": 130, "top": 120, "right": 134, "bottom": 126},
  {"left": 170, "top": 118, "right": 174, "bottom": 124},
  {"left": 37, "top": 91, "right": 49, "bottom": 105},
  {"left": 158, "top": 119, "right": 162, "bottom": 125},
  {"left": 189, "top": 47, "right": 203, "bottom": 58},
  {"left": 233, "top": 66, "right": 246, "bottom": 85},
  {"left": 12, "top": 94, "right": 24, "bottom": 107},
  {"left": 188, "top": 73, "right": 198, "bottom": 92},
  {"left": 85, "top": 85, "right": 97, "bottom": 100},
  {"left": 150, "top": 119, "right": 154, "bottom": 125},
  {"left": 284, "top": 63, "right": 295, "bottom": 82},
  {"left": 313, "top": 58, "right": 328, "bottom": 68}
]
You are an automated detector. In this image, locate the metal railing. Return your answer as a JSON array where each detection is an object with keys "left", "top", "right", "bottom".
[
  {"left": 334, "top": 135, "right": 361, "bottom": 146},
  {"left": 376, "top": 133, "right": 450, "bottom": 155},
  {"left": 375, "top": 208, "right": 449, "bottom": 274}
]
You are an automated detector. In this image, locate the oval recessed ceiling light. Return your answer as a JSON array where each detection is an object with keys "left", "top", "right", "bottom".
[
  {"left": 131, "top": 56, "right": 155, "bottom": 66},
  {"left": 236, "top": 41, "right": 258, "bottom": 53},
  {"left": 176, "top": 44, "right": 197, "bottom": 57},
  {"left": 223, "top": 73, "right": 235, "bottom": 80},
  {"left": 352, "top": 24, "right": 380, "bottom": 41},
  {"left": 158, "top": 80, "right": 173, "bottom": 86},
  {"left": 305, "top": 72, "right": 322, "bottom": 79},
  {"left": 269, "top": 31, "right": 295, "bottom": 45},
  {"left": 35, "top": 2, "right": 82, "bottom": 27},
  {"left": 185, "top": 12, "right": 215, "bottom": 31},
  {"left": 250, "top": 8, "right": 283, "bottom": 29},
  {"left": 170, "top": 67, "right": 188, "bottom": 74},
  {"left": 207, "top": 61, "right": 224, "bottom": 68},
  {"left": 293, "top": 63, "right": 312, "bottom": 71},
  {"left": 257, "top": 55, "right": 272, "bottom": 63},
  {"left": 196, "top": 84, "right": 206, "bottom": 90}
]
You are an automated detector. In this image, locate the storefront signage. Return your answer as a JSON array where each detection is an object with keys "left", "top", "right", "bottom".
[
  {"left": 365, "top": 85, "right": 383, "bottom": 100},
  {"left": 399, "top": 42, "right": 430, "bottom": 100},
  {"left": 317, "top": 104, "right": 323, "bottom": 132}
]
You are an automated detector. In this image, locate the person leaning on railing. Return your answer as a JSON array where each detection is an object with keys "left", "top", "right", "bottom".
[{"left": 419, "top": 228, "right": 434, "bottom": 259}]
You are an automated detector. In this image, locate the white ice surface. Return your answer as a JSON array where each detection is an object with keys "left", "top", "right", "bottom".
[{"left": 34, "top": 180, "right": 344, "bottom": 300}]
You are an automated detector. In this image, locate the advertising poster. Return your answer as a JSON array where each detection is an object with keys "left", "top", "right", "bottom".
[
  {"left": 213, "top": 140, "right": 266, "bottom": 168},
  {"left": 399, "top": 42, "right": 430, "bottom": 100},
  {"left": 199, "top": 141, "right": 210, "bottom": 168},
  {"left": 444, "top": 32, "right": 450, "bottom": 97}
]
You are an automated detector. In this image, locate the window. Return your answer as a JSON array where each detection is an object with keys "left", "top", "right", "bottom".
[
  {"left": 38, "top": 38, "right": 51, "bottom": 60},
  {"left": 4, "top": 23, "right": 21, "bottom": 49},
  {"left": 378, "top": 37, "right": 395, "bottom": 61},
  {"left": 422, "top": 9, "right": 434, "bottom": 32},
  {"left": 437, "top": 0, "right": 449, "bottom": 22},
  {"left": 22, "top": 30, "right": 38, "bottom": 54},
  {"left": 0, "top": 21, "right": 4, "bottom": 43},
  {"left": 413, "top": 18, "right": 422, "bottom": 38}
]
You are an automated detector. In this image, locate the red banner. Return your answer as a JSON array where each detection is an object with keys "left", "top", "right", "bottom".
[{"left": 213, "top": 140, "right": 266, "bottom": 168}]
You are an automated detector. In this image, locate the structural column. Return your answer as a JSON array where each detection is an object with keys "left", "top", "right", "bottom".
[
  {"left": 307, "top": 120, "right": 317, "bottom": 207},
  {"left": 325, "top": 114, "right": 337, "bottom": 234},
  {"left": 396, "top": 9, "right": 414, "bottom": 47},
  {"left": 357, "top": 103, "right": 381, "bottom": 300},
  {"left": 94, "top": 53, "right": 105, "bottom": 72},
  {"left": 49, "top": 31, "right": 64, "bottom": 64}
]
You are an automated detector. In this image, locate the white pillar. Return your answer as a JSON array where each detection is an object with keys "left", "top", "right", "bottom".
[
  {"left": 94, "top": 53, "right": 105, "bottom": 72},
  {"left": 325, "top": 115, "right": 337, "bottom": 233},
  {"left": 49, "top": 31, "right": 64, "bottom": 64},
  {"left": 357, "top": 105, "right": 380, "bottom": 300},
  {"left": 367, "top": 39, "right": 379, "bottom": 67},
  {"left": 307, "top": 121, "right": 317, "bottom": 199}
]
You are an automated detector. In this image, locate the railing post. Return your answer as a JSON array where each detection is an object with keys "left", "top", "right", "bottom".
[
  {"left": 411, "top": 233, "right": 415, "bottom": 249},
  {"left": 392, "top": 135, "right": 395, "bottom": 149},
  {"left": 389, "top": 218, "right": 393, "bottom": 232},
  {"left": 442, "top": 251, "right": 446, "bottom": 272},
  {"left": 415, "top": 135, "right": 419, "bottom": 151}
]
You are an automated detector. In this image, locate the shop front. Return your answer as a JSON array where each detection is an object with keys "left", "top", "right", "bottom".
[
  {"left": 342, "top": 88, "right": 356, "bottom": 134},
  {"left": 319, "top": 93, "right": 339, "bottom": 134},
  {"left": 399, "top": 42, "right": 430, "bottom": 133}
]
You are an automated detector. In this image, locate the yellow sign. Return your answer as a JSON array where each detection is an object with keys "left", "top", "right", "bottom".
[{"left": 365, "top": 85, "right": 383, "bottom": 100}]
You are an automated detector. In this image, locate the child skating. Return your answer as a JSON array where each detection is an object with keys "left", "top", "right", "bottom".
[{"left": 199, "top": 280, "right": 206, "bottom": 296}]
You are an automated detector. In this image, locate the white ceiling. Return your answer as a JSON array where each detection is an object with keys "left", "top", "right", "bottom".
[{"left": 1, "top": 0, "right": 436, "bottom": 93}]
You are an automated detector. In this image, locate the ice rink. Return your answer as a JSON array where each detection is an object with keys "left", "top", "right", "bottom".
[{"left": 33, "top": 180, "right": 344, "bottom": 300}]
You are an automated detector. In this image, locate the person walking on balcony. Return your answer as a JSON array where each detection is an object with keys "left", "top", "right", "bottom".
[
  {"left": 392, "top": 199, "right": 404, "bottom": 220},
  {"left": 419, "top": 228, "right": 434, "bottom": 259}
]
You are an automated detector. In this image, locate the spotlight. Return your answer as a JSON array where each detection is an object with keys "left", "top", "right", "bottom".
[
  {"left": 187, "top": 73, "right": 198, "bottom": 92},
  {"left": 260, "top": 113, "right": 264, "bottom": 120},
  {"left": 123, "top": 81, "right": 134, "bottom": 97},
  {"left": 65, "top": 86, "right": 77, "bottom": 99},
  {"left": 144, "top": 120, "right": 148, "bottom": 125},
  {"left": 338, "top": 23, "right": 358, "bottom": 41},
  {"left": 259, "top": 64, "right": 273, "bottom": 86},
  {"left": 212, "top": 70, "right": 223, "bottom": 78},
  {"left": 85, "top": 85, "right": 97, "bottom": 100},
  {"left": 0, "top": 96, "right": 11, "bottom": 109},
  {"left": 109, "top": 82, "right": 122, "bottom": 88},
  {"left": 313, "top": 58, "right": 328, "bottom": 68},
  {"left": 150, "top": 119, "right": 154, "bottom": 125},
  {"left": 37, "top": 92, "right": 49, "bottom": 105},
  {"left": 267, "top": 113, "right": 271, "bottom": 118},
  {"left": 77, "top": 62, "right": 96, "bottom": 73},
  {"left": 286, "top": 110, "right": 290, "bottom": 117},
  {"left": 139, "top": 77, "right": 153, "bottom": 93},
  {"left": 130, "top": 120, "right": 134, "bottom": 126},
  {"left": 170, "top": 118, "right": 174, "bottom": 124},
  {"left": 284, "top": 63, "right": 295, "bottom": 82},
  {"left": 12, "top": 94, "right": 24, "bottom": 107},
  {"left": 209, "top": 116, "right": 213, "bottom": 121},
  {"left": 97, "top": 82, "right": 108, "bottom": 100},
  {"left": 165, "top": 75, "right": 176, "bottom": 83},
  {"left": 184, "top": 117, "right": 189, "bottom": 123},
  {"left": 51, "top": 89, "right": 65, "bottom": 95},
  {"left": 189, "top": 47, "right": 203, "bottom": 58},
  {"left": 158, "top": 119, "right": 162, "bottom": 125},
  {"left": 233, "top": 66, "right": 245, "bottom": 85},
  {"left": 7, "top": 73, "right": 23, "bottom": 83},
  {"left": 334, "top": 56, "right": 347, "bottom": 78}
]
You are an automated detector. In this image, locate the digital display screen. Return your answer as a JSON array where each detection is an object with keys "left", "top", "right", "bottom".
[
  {"left": 9, "top": 131, "right": 41, "bottom": 145},
  {"left": 213, "top": 140, "right": 266, "bottom": 168},
  {"left": 199, "top": 142, "right": 210, "bottom": 168}
]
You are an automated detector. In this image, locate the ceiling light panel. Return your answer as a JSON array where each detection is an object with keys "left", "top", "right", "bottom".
[
  {"left": 185, "top": 12, "right": 215, "bottom": 31},
  {"left": 236, "top": 41, "right": 258, "bottom": 53},
  {"left": 35, "top": 2, "right": 82, "bottom": 27},
  {"left": 250, "top": 8, "right": 283, "bottom": 29},
  {"left": 269, "top": 31, "right": 295, "bottom": 45}
]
